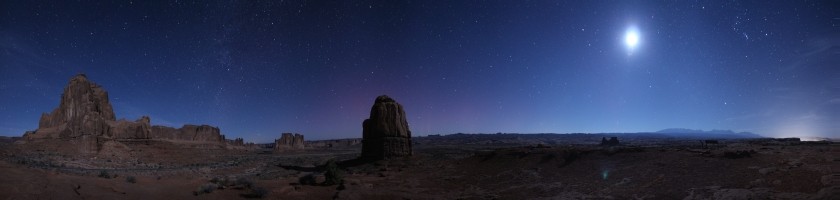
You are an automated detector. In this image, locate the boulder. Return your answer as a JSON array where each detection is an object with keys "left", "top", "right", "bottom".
[
  {"left": 361, "top": 95, "right": 412, "bottom": 160},
  {"left": 275, "top": 133, "right": 304, "bottom": 151}
]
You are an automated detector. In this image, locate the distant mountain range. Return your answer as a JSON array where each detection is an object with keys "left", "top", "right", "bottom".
[{"left": 653, "top": 128, "right": 764, "bottom": 139}]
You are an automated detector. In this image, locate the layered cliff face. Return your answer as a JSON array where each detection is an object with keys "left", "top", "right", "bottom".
[
  {"left": 361, "top": 95, "right": 412, "bottom": 160},
  {"left": 22, "top": 74, "right": 228, "bottom": 153},
  {"left": 35, "top": 74, "right": 115, "bottom": 139},
  {"left": 275, "top": 133, "right": 304, "bottom": 151},
  {"left": 108, "top": 116, "right": 152, "bottom": 139},
  {"left": 148, "top": 125, "right": 224, "bottom": 143}
]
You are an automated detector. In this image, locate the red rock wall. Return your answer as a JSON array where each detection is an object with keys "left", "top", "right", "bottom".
[{"left": 275, "top": 133, "right": 304, "bottom": 151}]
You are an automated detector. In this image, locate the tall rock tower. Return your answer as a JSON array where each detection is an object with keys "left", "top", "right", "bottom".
[
  {"left": 361, "top": 95, "right": 412, "bottom": 160},
  {"left": 24, "top": 74, "right": 117, "bottom": 153},
  {"left": 38, "top": 74, "right": 116, "bottom": 137}
]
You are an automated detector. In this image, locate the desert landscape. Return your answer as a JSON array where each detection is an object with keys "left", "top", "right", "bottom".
[{"left": 0, "top": 74, "right": 838, "bottom": 200}]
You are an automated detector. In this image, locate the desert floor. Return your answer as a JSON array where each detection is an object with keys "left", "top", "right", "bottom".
[{"left": 1, "top": 137, "right": 838, "bottom": 199}]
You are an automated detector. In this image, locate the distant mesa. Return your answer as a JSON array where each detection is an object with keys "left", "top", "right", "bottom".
[
  {"left": 228, "top": 137, "right": 245, "bottom": 146},
  {"left": 21, "top": 74, "right": 234, "bottom": 153},
  {"left": 361, "top": 95, "right": 412, "bottom": 160},
  {"left": 307, "top": 138, "right": 362, "bottom": 149},
  {"left": 275, "top": 133, "right": 304, "bottom": 151},
  {"left": 655, "top": 128, "right": 763, "bottom": 139}
]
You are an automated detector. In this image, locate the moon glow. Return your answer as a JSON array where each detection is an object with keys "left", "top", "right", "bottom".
[{"left": 624, "top": 26, "right": 641, "bottom": 54}]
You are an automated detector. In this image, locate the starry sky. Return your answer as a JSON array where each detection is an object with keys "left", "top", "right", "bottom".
[{"left": 1, "top": 1, "right": 839, "bottom": 142}]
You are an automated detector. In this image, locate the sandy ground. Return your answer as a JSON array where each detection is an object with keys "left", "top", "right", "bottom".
[{"left": 0, "top": 138, "right": 838, "bottom": 199}]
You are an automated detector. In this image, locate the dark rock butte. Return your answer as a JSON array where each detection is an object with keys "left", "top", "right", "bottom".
[
  {"left": 361, "top": 95, "right": 412, "bottom": 160},
  {"left": 275, "top": 133, "right": 304, "bottom": 151}
]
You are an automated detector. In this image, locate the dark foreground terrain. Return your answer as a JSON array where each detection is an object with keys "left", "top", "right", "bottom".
[{"left": 1, "top": 134, "right": 838, "bottom": 199}]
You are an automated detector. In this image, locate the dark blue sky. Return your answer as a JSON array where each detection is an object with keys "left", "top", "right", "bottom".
[{"left": 1, "top": 1, "right": 838, "bottom": 142}]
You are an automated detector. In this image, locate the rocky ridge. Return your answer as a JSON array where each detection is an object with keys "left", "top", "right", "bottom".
[{"left": 21, "top": 74, "right": 231, "bottom": 153}]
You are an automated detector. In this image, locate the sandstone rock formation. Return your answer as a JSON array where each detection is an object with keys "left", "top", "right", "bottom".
[
  {"left": 35, "top": 74, "right": 115, "bottom": 139},
  {"left": 307, "top": 138, "right": 362, "bottom": 149},
  {"left": 228, "top": 138, "right": 245, "bottom": 146},
  {"left": 108, "top": 116, "right": 152, "bottom": 139},
  {"left": 22, "top": 74, "right": 228, "bottom": 153},
  {"left": 361, "top": 95, "right": 412, "bottom": 160},
  {"left": 149, "top": 125, "right": 225, "bottom": 142},
  {"left": 275, "top": 133, "right": 304, "bottom": 151}
]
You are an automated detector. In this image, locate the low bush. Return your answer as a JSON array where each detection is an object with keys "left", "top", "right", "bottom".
[
  {"left": 323, "top": 160, "right": 343, "bottom": 186},
  {"left": 194, "top": 183, "right": 218, "bottom": 195},
  {"left": 298, "top": 174, "right": 316, "bottom": 185},
  {"left": 98, "top": 170, "right": 110, "bottom": 179},
  {"left": 236, "top": 177, "right": 254, "bottom": 189},
  {"left": 211, "top": 176, "right": 234, "bottom": 187},
  {"left": 242, "top": 187, "right": 268, "bottom": 198},
  {"left": 126, "top": 176, "right": 136, "bottom": 183}
]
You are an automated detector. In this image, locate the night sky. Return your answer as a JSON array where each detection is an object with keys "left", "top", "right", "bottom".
[{"left": 1, "top": 1, "right": 838, "bottom": 142}]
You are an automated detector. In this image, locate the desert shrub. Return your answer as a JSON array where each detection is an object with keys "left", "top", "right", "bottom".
[
  {"left": 126, "top": 176, "right": 136, "bottom": 183},
  {"left": 221, "top": 177, "right": 234, "bottom": 187},
  {"left": 323, "top": 160, "right": 343, "bottom": 186},
  {"left": 723, "top": 150, "right": 753, "bottom": 159},
  {"left": 211, "top": 176, "right": 233, "bottom": 187},
  {"left": 242, "top": 187, "right": 268, "bottom": 198},
  {"left": 98, "top": 170, "right": 110, "bottom": 179},
  {"left": 194, "top": 183, "right": 218, "bottom": 195},
  {"left": 236, "top": 177, "right": 254, "bottom": 189},
  {"left": 298, "top": 174, "right": 316, "bottom": 185}
]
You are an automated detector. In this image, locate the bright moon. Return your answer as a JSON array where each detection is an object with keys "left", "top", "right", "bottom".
[{"left": 624, "top": 27, "right": 640, "bottom": 54}]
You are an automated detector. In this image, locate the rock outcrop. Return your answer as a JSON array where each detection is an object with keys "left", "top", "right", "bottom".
[
  {"left": 22, "top": 74, "right": 228, "bottom": 153},
  {"left": 180, "top": 125, "right": 225, "bottom": 142},
  {"left": 35, "top": 74, "right": 115, "bottom": 139},
  {"left": 361, "top": 95, "right": 412, "bottom": 160},
  {"left": 148, "top": 125, "right": 224, "bottom": 143},
  {"left": 307, "top": 138, "right": 363, "bottom": 149},
  {"left": 275, "top": 133, "right": 304, "bottom": 151},
  {"left": 227, "top": 138, "right": 244, "bottom": 146},
  {"left": 108, "top": 116, "right": 152, "bottom": 139}
]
